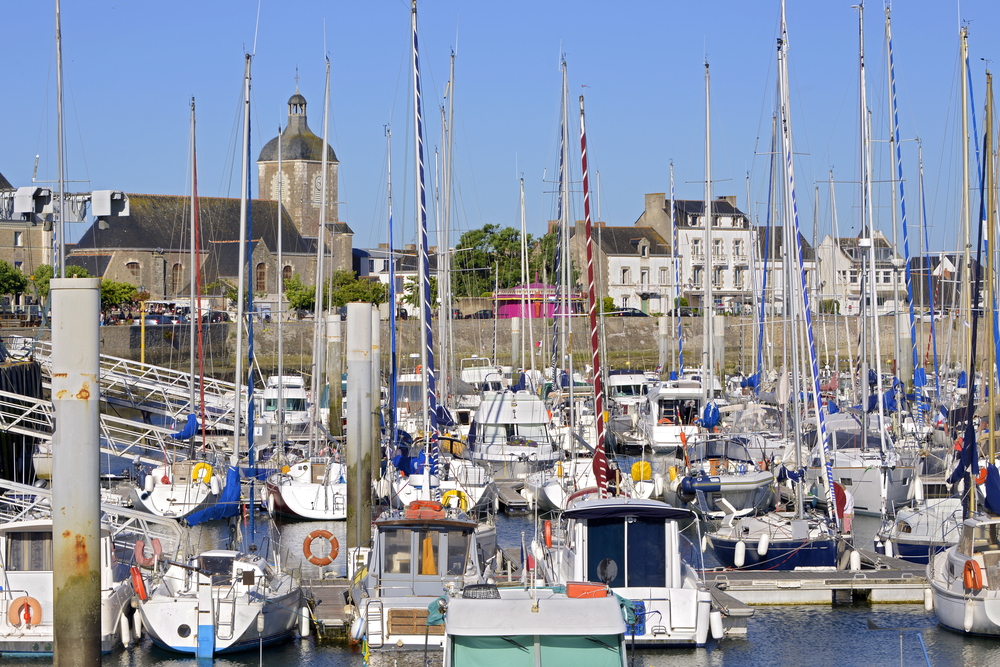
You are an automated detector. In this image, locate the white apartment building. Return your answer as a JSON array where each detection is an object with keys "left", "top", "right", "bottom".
[{"left": 815, "top": 232, "right": 902, "bottom": 315}]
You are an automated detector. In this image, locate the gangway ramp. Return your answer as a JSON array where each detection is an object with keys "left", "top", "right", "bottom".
[{"left": 28, "top": 339, "right": 238, "bottom": 430}]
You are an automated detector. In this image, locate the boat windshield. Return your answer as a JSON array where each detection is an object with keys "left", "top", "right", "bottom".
[
  {"left": 199, "top": 555, "right": 235, "bottom": 585},
  {"left": 610, "top": 384, "right": 646, "bottom": 398},
  {"left": 397, "top": 383, "right": 425, "bottom": 406},
  {"left": 688, "top": 438, "right": 754, "bottom": 464},
  {"left": 656, "top": 399, "right": 698, "bottom": 424},
  {"left": 587, "top": 516, "right": 666, "bottom": 588},
  {"left": 958, "top": 523, "right": 1000, "bottom": 557},
  {"left": 264, "top": 397, "right": 307, "bottom": 412},
  {"left": 446, "top": 530, "right": 470, "bottom": 576},
  {"left": 482, "top": 423, "right": 549, "bottom": 445}
]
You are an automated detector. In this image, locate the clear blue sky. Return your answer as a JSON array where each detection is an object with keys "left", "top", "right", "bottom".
[{"left": 4, "top": 1, "right": 998, "bottom": 253}]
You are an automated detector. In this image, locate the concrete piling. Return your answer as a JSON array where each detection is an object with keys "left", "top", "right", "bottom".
[{"left": 346, "top": 303, "right": 373, "bottom": 552}]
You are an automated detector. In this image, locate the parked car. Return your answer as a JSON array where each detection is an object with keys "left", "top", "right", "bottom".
[
  {"left": 607, "top": 308, "right": 649, "bottom": 317},
  {"left": 668, "top": 307, "right": 695, "bottom": 317},
  {"left": 466, "top": 309, "right": 494, "bottom": 319}
]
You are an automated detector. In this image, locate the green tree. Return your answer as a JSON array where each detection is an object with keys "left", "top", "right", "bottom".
[
  {"left": 31, "top": 264, "right": 89, "bottom": 301},
  {"left": 283, "top": 274, "right": 315, "bottom": 311},
  {"left": 284, "top": 271, "right": 389, "bottom": 312},
  {"left": 403, "top": 275, "right": 437, "bottom": 310},
  {"left": 451, "top": 225, "right": 536, "bottom": 298},
  {"left": 0, "top": 261, "right": 28, "bottom": 298},
  {"left": 529, "top": 230, "right": 580, "bottom": 289},
  {"left": 100, "top": 279, "right": 138, "bottom": 311},
  {"left": 602, "top": 296, "right": 615, "bottom": 313}
]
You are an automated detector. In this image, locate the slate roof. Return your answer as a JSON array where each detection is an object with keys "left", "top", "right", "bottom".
[
  {"left": 206, "top": 240, "right": 259, "bottom": 279},
  {"left": 757, "top": 226, "right": 815, "bottom": 261},
  {"left": 65, "top": 253, "right": 112, "bottom": 277},
  {"left": 258, "top": 93, "right": 337, "bottom": 163},
  {"left": 0, "top": 171, "right": 12, "bottom": 190},
  {"left": 673, "top": 199, "right": 748, "bottom": 219},
  {"left": 592, "top": 226, "right": 671, "bottom": 256},
  {"left": 73, "top": 194, "right": 317, "bottom": 255}
]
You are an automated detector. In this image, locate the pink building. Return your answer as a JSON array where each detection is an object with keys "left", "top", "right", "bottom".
[{"left": 494, "top": 283, "right": 585, "bottom": 319}]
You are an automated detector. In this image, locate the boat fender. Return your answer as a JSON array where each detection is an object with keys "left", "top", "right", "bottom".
[
  {"left": 923, "top": 588, "right": 934, "bottom": 612},
  {"left": 965, "top": 599, "right": 975, "bottom": 632},
  {"left": 701, "top": 534, "right": 708, "bottom": 553},
  {"left": 134, "top": 538, "right": 162, "bottom": 569},
  {"left": 734, "top": 540, "right": 746, "bottom": 568},
  {"left": 757, "top": 533, "right": 769, "bottom": 557},
  {"left": 210, "top": 475, "right": 222, "bottom": 496},
  {"left": 545, "top": 520, "right": 552, "bottom": 549},
  {"left": 531, "top": 539, "right": 544, "bottom": 565},
  {"left": 131, "top": 566, "right": 147, "bottom": 602},
  {"left": 710, "top": 610, "right": 725, "bottom": 639},
  {"left": 299, "top": 606, "right": 311, "bottom": 638},
  {"left": 850, "top": 550, "right": 861, "bottom": 571},
  {"left": 977, "top": 468, "right": 988, "bottom": 485},
  {"left": 304, "top": 530, "right": 339, "bottom": 567},
  {"left": 120, "top": 611, "right": 131, "bottom": 648},
  {"left": 8, "top": 595, "right": 42, "bottom": 627},
  {"left": 349, "top": 612, "right": 367, "bottom": 643},
  {"left": 884, "top": 540, "right": 893, "bottom": 558},
  {"left": 260, "top": 486, "right": 269, "bottom": 505},
  {"left": 653, "top": 473, "right": 664, "bottom": 498},
  {"left": 668, "top": 466, "right": 677, "bottom": 482},
  {"left": 144, "top": 474, "right": 155, "bottom": 494},
  {"left": 964, "top": 559, "right": 984, "bottom": 591},
  {"left": 267, "top": 493, "right": 275, "bottom": 514}
]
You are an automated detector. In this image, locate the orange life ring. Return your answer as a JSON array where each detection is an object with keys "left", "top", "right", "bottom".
[
  {"left": 545, "top": 520, "right": 552, "bottom": 548},
  {"left": 964, "top": 559, "right": 984, "bottom": 591},
  {"left": 8, "top": 595, "right": 42, "bottom": 627},
  {"left": 415, "top": 365, "right": 422, "bottom": 374},
  {"left": 304, "top": 530, "right": 339, "bottom": 567},
  {"left": 977, "top": 468, "right": 989, "bottom": 485},
  {"left": 659, "top": 417, "right": 673, "bottom": 424},
  {"left": 134, "top": 538, "right": 162, "bottom": 568},
  {"left": 131, "top": 565, "right": 148, "bottom": 601}
]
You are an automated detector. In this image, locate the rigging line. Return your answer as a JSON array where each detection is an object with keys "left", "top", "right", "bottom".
[{"left": 252, "top": 0, "right": 261, "bottom": 55}]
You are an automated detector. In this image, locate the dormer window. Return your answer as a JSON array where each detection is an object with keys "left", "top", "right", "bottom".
[{"left": 640, "top": 243, "right": 648, "bottom": 258}]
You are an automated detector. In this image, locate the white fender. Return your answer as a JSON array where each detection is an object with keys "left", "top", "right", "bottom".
[
  {"left": 299, "top": 606, "right": 311, "bottom": 638},
  {"left": 133, "top": 610, "right": 143, "bottom": 639},
  {"left": 884, "top": 540, "right": 893, "bottom": 558},
  {"left": 734, "top": 540, "right": 746, "bottom": 568},
  {"left": 757, "top": 533, "right": 769, "bottom": 557},
  {"left": 530, "top": 539, "right": 544, "bottom": 564},
  {"left": 349, "top": 612, "right": 366, "bottom": 643},
  {"left": 965, "top": 599, "right": 975, "bottom": 632},
  {"left": 120, "top": 612, "right": 131, "bottom": 648},
  {"left": 144, "top": 475, "right": 154, "bottom": 494},
  {"left": 924, "top": 588, "right": 934, "bottom": 612},
  {"left": 701, "top": 534, "right": 709, "bottom": 553},
  {"left": 710, "top": 610, "right": 724, "bottom": 639},
  {"left": 850, "top": 550, "right": 861, "bottom": 572},
  {"left": 211, "top": 475, "right": 221, "bottom": 496},
  {"left": 267, "top": 493, "right": 276, "bottom": 514},
  {"left": 653, "top": 473, "right": 665, "bottom": 498}
]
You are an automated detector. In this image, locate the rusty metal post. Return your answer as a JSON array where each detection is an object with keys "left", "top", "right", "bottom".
[
  {"left": 371, "top": 306, "right": 381, "bottom": 488},
  {"left": 346, "top": 303, "right": 372, "bottom": 552},
  {"left": 51, "top": 277, "right": 101, "bottom": 666}
]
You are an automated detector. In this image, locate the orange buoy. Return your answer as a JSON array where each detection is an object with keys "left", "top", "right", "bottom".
[
  {"left": 964, "top": 559, "right": 984, "bottom": 591},
  {"left": 131, "top": 566, "right": 148, "bottom": 601},
  {"left": 304, "top": 530, "right": 339, "bottom": 566},
  {"left": 544, "top": 520, "right": 552, "bottom": 548}
]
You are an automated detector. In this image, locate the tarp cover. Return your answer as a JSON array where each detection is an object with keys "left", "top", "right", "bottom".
[{"left": 184, "top": 465, "right": 241, "bottom": 525}]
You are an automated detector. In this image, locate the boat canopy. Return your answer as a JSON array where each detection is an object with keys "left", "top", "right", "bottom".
[{"left": 565, "top": 498, "right": 695, "bottom": 522}]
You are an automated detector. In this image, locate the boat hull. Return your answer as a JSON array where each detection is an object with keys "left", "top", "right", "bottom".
[{"left": 709, "top": 535, "right": 838, "bottom": 570}]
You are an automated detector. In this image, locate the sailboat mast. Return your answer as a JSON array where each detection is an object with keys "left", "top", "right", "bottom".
[
  {"left": 445, "top": 51, "right": 457, "bottom": 399},
  {"left": 387, "top": 127, "right": 399, "bottom": 448},
  {"left": 961, "top": 28, "right": 972, "bottom": 370},
  {"left": 704, "top": 60, "right": 714, "bottom": 402},
  {"left": 189, "top": 100, "right": 197, "bottom": 430},
  {"left": 519, "top": 178, "right": 527, "bottom": 370},
  {"left": 560, "top": 60, "right": 576, "bottom": 433},
  {"left": 276, "top": 121, "right": 284, "bottom": 449},
  {"left": 885, "top": 8, "right": 902, "bottom": 393},
  {"left": 233, "top": 54, "right": 252, "bottom": 467},
  {"left": 413, "top": 1, "right": 429, "bottom": 437},
  {"left": 986, "top": 71, "right": 995, "bottom": 465},
  {"left": 309, "top": 59, "right": 332, "bottom": 454},
  {"left": 671, "top": 162, "right": 680, "bottom": 374},
  {"left": 55, "top": 0, "right": 66, "bottom": 278}
]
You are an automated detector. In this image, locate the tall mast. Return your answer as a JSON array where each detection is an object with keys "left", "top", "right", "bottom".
[
  {"left": 387, "top": 127, "right": 398, "bottom": 452},
  {"left": 885, "top": 7, "right": 902, "bottom": 392},
  {"left": 671, "top": 162, "right": 679, "bottom": 374},
  {"left": 986, "top": 71, "right": 995, "bottom": 467},
  {"left": 560, "top": 59, "right": 575, "bottom": 434},
  {"left": 309, "top": 59, "right": 332, "bottom": 454},
  {"left": 276, "top": 120, "right": 284, "bottom": 449},
  {"left": 445, "top": 51, "right": 457, "bottom": 399},
  {"left": 189, "top": 100, "right": 197, "bottom": 430},
  {"left": 704, "top": 60, "right": 714, "bottom": 402},
  {"left": 519, "top": 178, "right": 527, "bottom": 370},
  {"left": 960, "top": 27, "right": 972, "bottom": 369},
  {"left": 55, "top": 0, "right": 66, "bottom": 278},
  {"left": 233, "top": 54, "right": 252, "bottom": 467}
]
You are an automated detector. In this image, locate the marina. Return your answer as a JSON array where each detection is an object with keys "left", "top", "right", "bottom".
[{"left": 8, "top": 0, "right": 1000, "bottom": 665}]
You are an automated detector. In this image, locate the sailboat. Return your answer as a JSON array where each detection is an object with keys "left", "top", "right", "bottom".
[
  {"left": 264, "top": 60, "right": 347, "bottom": 521},
  {"left": 136, "top": 55, "right": 305, "bottom": 658}
]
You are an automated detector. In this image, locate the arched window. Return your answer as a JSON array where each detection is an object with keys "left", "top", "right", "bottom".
[
  {"left": 282, "top": 265, "right": 292, "bottom": 289},
  {"left": 256, "top": 263, "right": 267, "bottom": 293},
  {"left": 172, "top": 263, "right": 183, "bottom": 294},
  {"left": 127, "top": 262, "right": 140, "bottom": 280}
]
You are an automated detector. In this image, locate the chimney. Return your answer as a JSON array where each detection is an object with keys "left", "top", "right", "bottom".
[
  {"left": 719, "top": 195, "right": 737, "bottom": 207},
  {"left": 405, "top": 243, "right": 416, "bottom": 253},
  {"left": 378, "top": 243, "right": 389, "bottom": 250},
  {"left": 645, "top": 193, "right": 666, "bottom": 221}
]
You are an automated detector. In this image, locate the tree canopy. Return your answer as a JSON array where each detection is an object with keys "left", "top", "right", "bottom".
[
  {"left": 100, "top": 280, "right": 138, "bottom": 311},
  {"left": 285, "top": 270, "right": 389, "bottom": 312},
  {"left": 31, "top": 264, "right": 89, "bottom": 301}
]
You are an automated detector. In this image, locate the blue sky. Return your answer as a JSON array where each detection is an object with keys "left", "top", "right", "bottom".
[{"left": 4, "top": 1, "right": 999, "bottom": 253}]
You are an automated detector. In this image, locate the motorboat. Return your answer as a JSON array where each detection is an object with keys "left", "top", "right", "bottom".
[
  {"left": 536, "top": 497, "right": 714, "bottom": 646},
  {"left": 638, "top": 379, "right": 702, "bottom": 453},
  {"left": 467, "top": 390, "right": 561, "bottom": 479},
  {"left": 259, "top": 375, "right": 310, "bottom": 436},
  {"left": 441, "top": 584, "right": 629, "bottom": 666},
  {"left": 385, "top": 437, "right": 499, "bottom": 515},
  {"left": 0, "top": 518, "right": 133, "bottom": 656},
  {"left": 666, "top": 435, "right": 775, "bottom": 518},
  {"left": 346, "top": 500, "right": 497, "bottom": 653},
  {"left": 129, "top": 454, "right": 229, "bottom": 520},
  {"left": 708, "top": 512, "right": 842, "bottom": 570}
]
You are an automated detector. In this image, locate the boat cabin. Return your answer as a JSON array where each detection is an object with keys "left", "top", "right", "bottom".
[{"left": 688, "top": 437, "right": 757, "bottom": 474}]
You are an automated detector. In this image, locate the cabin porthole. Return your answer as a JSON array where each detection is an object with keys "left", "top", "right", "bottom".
[{"left": 177, "top": 624, "right": 191, "bottom": 638}]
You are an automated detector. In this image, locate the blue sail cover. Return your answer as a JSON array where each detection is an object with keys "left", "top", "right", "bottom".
[
  {"left": 185, "top": 465, "right": 241, "bottom": 525},
  {"left": 699, "top": 401, "right": 720, "bottom": 428},
  {"left": 913, "top": 367, "right": 927, "bottom": 387},
  {"left": 958, "top": 371, "right": 968, "bottom": 389},
  {"left": 511, "top": 372, "right": 527, "bottom": 392},
  {"left": 985, "top": 465, "right": 1000, "bottom": 515},
  {"left": 170, "top": 414, "right": 198, "bottom": 440}
]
